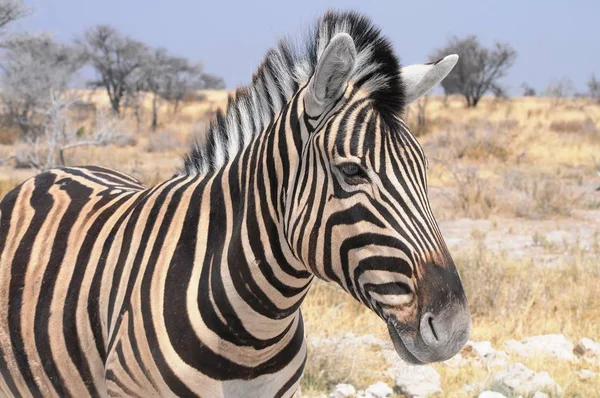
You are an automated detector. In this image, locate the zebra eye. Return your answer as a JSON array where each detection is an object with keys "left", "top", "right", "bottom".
[{"left": 337, "top": 163, "right": 368, "bottom": 183}]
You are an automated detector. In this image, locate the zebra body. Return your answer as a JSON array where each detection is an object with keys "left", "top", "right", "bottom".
[
  {"left": 1, "top": 164, "right": 309, "bottom": 397},
  {"left": 0, "top": 11, "right": 470, "bottom": 398}
]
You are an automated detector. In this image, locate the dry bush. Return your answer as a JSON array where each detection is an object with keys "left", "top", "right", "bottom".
[
  {"left": 112, "top": 133, "right": 138, "bottom": 147},
  {"left": 501, "top": 170, "right": 581, "bottom": 219},
  {"left": 406, "top": 120, "right": 429, "bottom": 137},
  {"left": 182, "top": 91, "right": 207, "bottom": 103},
  {"left": 302, "top": 336, "right": 389, "bottom": 394},
  {"left": 428, "top": 123, "right": 513, "bottom": 162},
  {"left": 455, "top": 127, "right": 512, "bottom": 161},
  {"left": 70, "top": 100, "right": 98, "bottom": 122},
  {"left": 430, "top": 116, "right": 452, "bottom": 127},
  {"left": 458, "top": 231, "right": 600, "bottom": 343},
  {"left": 0, "top": 124, "right": 20, "bottom": 144},
  {"left": 301, "top": 281, "right": 390, "bottom": 394},
  {"left": 300, "top": 235, "right": 600, "bottom": 397},
  {"left": 549, "top": 118, "right": 597, "bottom": 134},
  {"left": 144, "top": 130, "right": 186, "bottom": 153},
  {"left": 444, "top": 234, "right": 600, "bottom": 398},
  {"left": 450, "top": 166, "right": 497, "bottom": 218}
]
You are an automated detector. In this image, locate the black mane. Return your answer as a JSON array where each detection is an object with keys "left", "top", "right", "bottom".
[{"left": 180, "top": 10, "right": 405, "bottom": 175}]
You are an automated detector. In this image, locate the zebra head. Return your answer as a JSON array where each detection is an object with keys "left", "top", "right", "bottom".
[{"left": 285, "top": 31, "right": 470, "bottom": 364}]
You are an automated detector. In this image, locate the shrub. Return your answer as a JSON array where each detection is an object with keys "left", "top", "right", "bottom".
[
  {"left": 429, "top": 123, "right": 513, "bottom": 162},
  {"left": 144, "top": 131, "right": 185, "bottom": 153},
  {"left": 502, "top": 170, "right": 581, "bottom": 219},
  {"left": 451, "top": 166, "right": 497, "bottom": 218},
  {"left": 549, "top": 118, "right": 597, "bottom": 134}
]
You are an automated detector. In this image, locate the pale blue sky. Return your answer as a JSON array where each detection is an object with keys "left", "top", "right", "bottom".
[{"left": 19, "top": 0, "right": 600, "bottom": 94}]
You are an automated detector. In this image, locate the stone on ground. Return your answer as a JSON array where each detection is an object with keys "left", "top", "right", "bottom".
[
  {"left": 577, "top": 369, "right": 596, "bottom": 381},
  {"left": 464, "top": 341, "right": 497, "bottom": 358},
  {"left": 363, "top": 382, "right": 393, "bottom": 398},
  {"left": 504, "top": 334, "right": 575, "bottom": 361},
  {"left": 330, "top": 383, "right": 356, "bottom": 398},
  {"left": 395, "top": 364, "right": 443, "bottom": 397},
  {"left": 491, "top": 363, "right": 563, "bottom": 397},
  {"left": 478, "top": 391, "right": 507, "bottom": 398},
  {"left": 573, "top": 338, "right": 600, "bottom": 363},
  {"left": 462, "top": 340, "right": 508, "bottom": 368},
  {"left": 463, "top": 383, "right": 484, "bottom": 395},
  {"left": 442, "top": 352, "right": 468, "bottom": 368},
  {"left": 532, "top": 392, "right": 550, "bottom": 398}
]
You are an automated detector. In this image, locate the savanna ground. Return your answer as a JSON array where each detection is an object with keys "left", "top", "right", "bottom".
[{"left": 1, "top": 92, "right": 599, "bottom": 397}]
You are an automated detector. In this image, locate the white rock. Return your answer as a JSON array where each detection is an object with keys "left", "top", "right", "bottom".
[
  {"left": 463, "top": 383, "right": 484, "bottom": 394},
  {"left": 491, "top": 363, "right": 563, "bottom": 397},
  {"left": 464, "top": 341, "right": 497, "bottom": 358},
  {"left": 533, "top": 392, "right": 550, "bottom": 398},
  {"left": 330, "top": 383, "right": 357, "bottom": 398},
  {"left": 462, "top": 340, "right": 509, "bottom": 368},
  {"left": 442, "top": 352, "right": 468, "bottom": 368},
  {"left": 573, "top": 338, "right": 600, "bottom": 362},
  {"left": 504, "top": 334, "right": 576, "bottom": 361},
  {"left": 364, "top": 382, "right": 393, "bottom": 398},
  {"left": 395, "top": 365, "right": 443, "bottom": 397},
  {"left": 478, "top": 391, "right": 507, "bottom": 398},
  {"left": 577, "top": 369, "right": 596, "bottom": 381}
]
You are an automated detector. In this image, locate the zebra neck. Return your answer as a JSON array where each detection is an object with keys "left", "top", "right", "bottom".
[{"left": 199, "top": 144, "right": 312, "bottom": 344}]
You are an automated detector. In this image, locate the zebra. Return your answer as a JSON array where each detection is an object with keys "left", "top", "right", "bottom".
[{"left": 0, "top": 11, "right": 470, "bottom": 398}]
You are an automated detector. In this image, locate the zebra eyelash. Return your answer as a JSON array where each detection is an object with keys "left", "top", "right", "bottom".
[{"left": 335, "top": 162, "right": 370, "bottom": 185}]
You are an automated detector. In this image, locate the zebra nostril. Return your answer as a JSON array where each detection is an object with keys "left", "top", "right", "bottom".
[
  {"left": 420, "top": 312, "right": 442, "bottom": 347},
  {"left": 428, "top": 315, "right": 438, "bottom": 341}
]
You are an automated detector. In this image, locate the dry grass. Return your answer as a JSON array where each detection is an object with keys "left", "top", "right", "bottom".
[
  {"left": 428, "top": 123, "right": 514, "bottom": 162},
  {"left": 418, "top": 96, "right": 600, "bottom": 222},
  {"left": 448, "top": 166, "right": 498, "bottom": 219},
  {"left": 501, "top": 170, "right": 583, "bottom": 219},
  {"left": 549, "top": 118, "right": 597, "bottom": 134},
  {"left": 1, "top": 92, "right": 600, "bottom": 396},
  {"left": 459, "top": 231, "right": 600, "bottom": 343},
  {"left": 429, "top": 165, "right": 586, "bottom": 221},
  {"left": 413, "top": 95, "right": 600, "bottom": 167},
  {"left": 144, "top": 130, "right": 188, "bottom": 153},
  {"left": 300, "top": 282, "right": 391, "bottom": 394},
  {"left": 0, "top": 179, "right": 21, "bottom": 200},
  {"left": 0, "top": 125, "right": 19, "bottom": 145},
  {"left": 301, "top": 233, "right": 600, "bottom": 397}
]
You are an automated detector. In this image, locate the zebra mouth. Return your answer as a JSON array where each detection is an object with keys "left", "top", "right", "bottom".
[{"left": 386, "top": 320, "right": 425, "bottom": 365}]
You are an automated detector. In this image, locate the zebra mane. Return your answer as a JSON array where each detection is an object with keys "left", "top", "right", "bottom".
[{"left": 180, "top": 10, "right": 405, "bottom": 175}]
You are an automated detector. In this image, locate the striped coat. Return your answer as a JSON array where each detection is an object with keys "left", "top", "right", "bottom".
[{"left": 0, "top": 11, "right": 470, "bottom": 397}]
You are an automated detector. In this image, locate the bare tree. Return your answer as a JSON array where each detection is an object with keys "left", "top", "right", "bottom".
[
  {"left": 139, "top": 49, "right": 225, "bottom": 130},
  {"left": 161, "top": 61, "right": 206, "bottom": 114},
  {"left": 196, "top": 72, "right": 225, "bottom": 90},
  {"left": 521, "top": 82, "right": 536, "bottom": 97},
  {"left": 543, "top": 77, "right": 575, "bottom": 107},
  {"left": 431, "top": 36, "right": 517, "bottom": 107},
  {"left": 543, "top": 77, "right": 574, "bottom": 98},
  {"left": 0, "top": 0, "right": 29, "bottom": 34},
  {"left": 0, "top": 33, "right": 86, "bottom": 139},
  {"left": 588, "top": 74, "right": 600, "bottom": 103},
  {"left": 80, "top": 25, "right": 148, "bottom": 116},
  {"left": 139, "top": 48, "right": 200, "bottom": 130},
  {"left": 7, "top": 92, "right": 125, "bottom": 170}
]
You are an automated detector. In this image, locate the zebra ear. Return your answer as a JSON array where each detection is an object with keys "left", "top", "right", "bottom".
[
  {"left": 305, "top": 33, "right": 356, "bottom": 116},
  {"left": 402, "top": 54, "right": 459, "bottom": 103}
]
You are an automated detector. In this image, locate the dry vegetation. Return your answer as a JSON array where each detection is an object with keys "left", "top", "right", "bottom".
[
  {"left": 1, "top": 92, "right": 599, "bottom": 397},
  {"left": 0, "top": 89, "right": 227, "bottom": 191}
]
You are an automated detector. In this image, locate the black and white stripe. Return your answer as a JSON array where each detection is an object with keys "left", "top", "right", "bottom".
[{"left": 0, "top": 11, "right": 469, "bottom": 398}]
